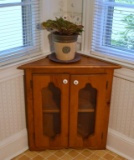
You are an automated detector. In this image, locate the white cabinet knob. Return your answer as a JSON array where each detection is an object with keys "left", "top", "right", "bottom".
[
  {"left": 63, "top": 79, "right": 68, "bottom": 84},
  {"left": 74, "top": 80, "right": 79, "bottom": 85}
]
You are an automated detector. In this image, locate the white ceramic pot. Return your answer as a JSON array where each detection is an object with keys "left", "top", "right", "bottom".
[{"left": 52, "top": 33, "right": 78, "bottom": 61}]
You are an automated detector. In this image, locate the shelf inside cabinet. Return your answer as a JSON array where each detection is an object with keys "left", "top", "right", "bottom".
[
  {"left": 78, "top": 109, "right": 95, "bottom": 112},
  {"left": 43, "top": 110, "right": 60, "bottom": 113}
]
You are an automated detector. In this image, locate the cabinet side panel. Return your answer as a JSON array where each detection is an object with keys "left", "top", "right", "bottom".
[
  {"left": 24, "top": 69, "right": 35, "bottom": 150},
  {"left": 101, "top": 69, "right": 114, "bottom": 148}
]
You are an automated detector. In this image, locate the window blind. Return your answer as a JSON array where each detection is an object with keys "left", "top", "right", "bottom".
[
  {"left": 91, "top": 0, "right": 134, "bottom": 65},
  {"left": 0, "top": 0, "right": 41, "bottom": 67}
]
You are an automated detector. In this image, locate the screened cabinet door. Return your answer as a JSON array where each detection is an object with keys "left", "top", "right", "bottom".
[
  {"left": 69, "top": 74, "right": 107, "bottom": 149},
  {"left": 33, "top": 74, "right": 69, "bottom": 149}
]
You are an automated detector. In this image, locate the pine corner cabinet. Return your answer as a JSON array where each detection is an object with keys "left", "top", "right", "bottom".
[{"left": 18, "top": 54, "right": 120, "bottom": 151}]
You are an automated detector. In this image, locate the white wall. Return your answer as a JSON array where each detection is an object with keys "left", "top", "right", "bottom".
[
  {"left": 0, "top": 67, "right": 28, "bottom": 160},
  {"left": 107, "top": 68, "right": 134, "bottom": 160}
]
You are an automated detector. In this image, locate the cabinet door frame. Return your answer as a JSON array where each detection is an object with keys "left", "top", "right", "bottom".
[
  {"left": 69, "top": 74, "right": 107, "bottom": 149},
  {"left": 33, "top": 74, "right": 69, "bottom": 149}
]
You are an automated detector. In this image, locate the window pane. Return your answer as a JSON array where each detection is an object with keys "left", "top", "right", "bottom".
[
  {"left": 0, "top": 0, "right": 21, "bottom": 4},
  {"left": 92, "top": 0, "right": 134, "bottom": 64},
  {"left": 106, "top": 0, "right": 134, "bottom": 4},
  {"left": 115, "top": 0, "right": 134, "bottom": 4},
  {"left": 111, "top": 7, "right": 134, "bottom": 51},
  {"left": 0, "top": 6, "right": 23, "bottom": 52},
  {"left": 0, "top": 0, "right": 41, "bottom": 66}
]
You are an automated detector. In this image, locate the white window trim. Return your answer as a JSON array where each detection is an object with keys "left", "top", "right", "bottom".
[
  {"left": 81, "top": 0, "right": 134, "bottom": 69},
  {"left": 0, "top": 0, "right": 52, "bottom": 70}
]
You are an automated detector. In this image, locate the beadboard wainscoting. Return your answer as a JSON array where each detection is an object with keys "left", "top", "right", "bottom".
[
  {"left": 107, "top": 68, "right": 134, "bottom": 160},
  {"left": 0, "top": 67, "right": 28, "bottom": 160},
  {"left": 0, "top": 66, "right": 134, "bottom": 160}
]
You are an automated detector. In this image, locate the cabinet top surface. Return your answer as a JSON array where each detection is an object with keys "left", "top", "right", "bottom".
[{"left": 18, "top": 54, "right": 120, "bottom": 70}]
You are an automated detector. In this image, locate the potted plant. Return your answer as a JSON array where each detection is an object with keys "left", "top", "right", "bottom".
[{"left": 42, "top": 17, "right": 84, "bottom": 61}]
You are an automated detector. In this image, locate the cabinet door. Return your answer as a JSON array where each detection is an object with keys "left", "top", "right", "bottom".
[
  {"left": 69, "top": 74, "right": 107, "bottom": 149},
  {"left": 33, "top": 74, "right": 69, "bottom": 149}
]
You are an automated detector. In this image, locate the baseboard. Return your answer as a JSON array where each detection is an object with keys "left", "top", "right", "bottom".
[
  {"left": 107, "top": 128, "right": 134, "bottom": 160},
  {"left": 0, "top": 129, "right": 28, "bottom": 160},
  {"left": 1, "top": 127, "right": 134, "bottom": 160}
]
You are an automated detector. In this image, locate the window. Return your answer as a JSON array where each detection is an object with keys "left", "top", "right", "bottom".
[
  {"left": 91, "top": 0, "right": 134, "bottom": 65},
  {"left": 0, "top": 0, "right": 41, "bottom": 66}
]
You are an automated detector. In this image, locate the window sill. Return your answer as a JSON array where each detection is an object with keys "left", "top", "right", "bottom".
[
  {"left": 0, "top": 51, "right": 51, "bottom": 70},
  {"left": 89, "top": 51, "right": 134, "bottom": 70},
  {"left": 0, "top": 51, "right": 50, "bottom": 82}
]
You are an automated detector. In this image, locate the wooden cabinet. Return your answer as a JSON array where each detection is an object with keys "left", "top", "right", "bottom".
[{"left": 19, "top": 54, "right": 120, "bottom": 150}]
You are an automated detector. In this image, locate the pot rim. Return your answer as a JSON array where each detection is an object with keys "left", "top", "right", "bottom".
[{"left": 52, "top": 33, "right": 78, "bottom": 43}]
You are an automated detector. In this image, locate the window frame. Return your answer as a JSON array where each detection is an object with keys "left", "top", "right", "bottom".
[
  {"left": 82, "top": 0, "right": 134, "bottom": 68},
  {"left": 0, "top": 0, "right": 42, "bottom": 67},
  {"left": 103, "top": 1, "right": 134, "bottom": 52}
]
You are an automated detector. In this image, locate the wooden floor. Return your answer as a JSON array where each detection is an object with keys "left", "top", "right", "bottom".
[{"left": 12, "top": 149, "right": 127, "bottom": 160}]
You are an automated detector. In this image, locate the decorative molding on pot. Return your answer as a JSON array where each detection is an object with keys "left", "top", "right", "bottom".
[{"left": 107, "top": 128, "right": 134, "bottom": 160}]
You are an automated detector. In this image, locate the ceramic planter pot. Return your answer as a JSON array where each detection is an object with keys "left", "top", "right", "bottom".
[{"left": 52, "top": 33, "right": 78, "bottom": 61}]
